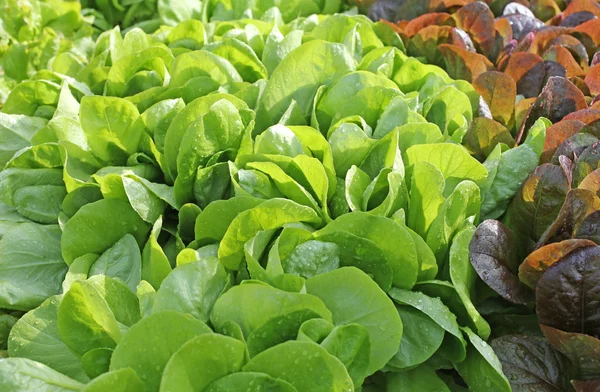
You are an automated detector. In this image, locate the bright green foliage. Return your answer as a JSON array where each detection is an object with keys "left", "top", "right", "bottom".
[{"left": 0, "top": 2, "right": 551, "bottom": 391}]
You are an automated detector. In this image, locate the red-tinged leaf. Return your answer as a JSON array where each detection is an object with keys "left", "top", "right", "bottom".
[
  {"left": 501, "top": 52, "right": 544, "bottom": 97},
  {"left": 495, "top": 39, "right": 518, "bottom": 68},
  {"left": 491, "top": 335, "right": 574, "bottom": 392},
  {"left": 408, "top": 25, "right": 455, "bottom": 64},
  {"left": 563, "top": 108, "right": 600, "bottom": 123},
  {"left": 569, "top": 76, "right": 591, "bottom": 96},
  {"left": 504, "top": 164, "right": 570, "bottom": 255},
  {"left": 570, "top": 31, "right": 598, "bottom": 60},
  {"left": 469, "top": 220, "right": 535, "bottom": 305},
  {"left": 580, "top": 168, "right": 600, "bottom": 195},
  {"left": 562, "top": 0, "right": 600, "bottom": 18},
  {"left": 543, "top": 46, "right": 586, "bottom": 78},
  {"left": 573, "top": 141, "right": 600, "bottom": 185},
  {"left": 395, "top": 0, "right": 471, "bottom": 21},
  {"left": 592, "top": 97, "right": 600, "bottom": 110},
  {"left": 559, "top": 11, "right": 597, "bottom": 27},
  {"left": 585, "top": 64, "right": 600, "bottom": 96},
  {"left": 514, "top": 30, "right": 535, "bottom": 52},
  {"left": 576, "top": 209, "right": 600, "bottom": 244},
  {"left": 530, "top": 0, "right": 561, "bottom": 21},
  {"left": 529, "top": 28, "right": 574, "bottom": 56},
  {"left": 537, "top": 245, "right": 600, "bottom": 337},
  {"left": 515, "top": 97, "right": 536, "bottom": 132},
  {"left": 367, "top": 1, "right": 403, "bottom": 22},
  {"left": 501, "top": 14, "right": 545, "bottom": 42},
  {"left": 438, "top": 44, "right": 495, "bottom": 82},
  {"left": 519, "top": 239, "right": 597, "bottom": 288},
  {"left": 451, "top": 27, "right": 476, "bottom": 52},
  {"left": 473, "top": 71, "right": 516, "bottom": 128},
  {"left": 575, "top": 19, "right": 600, "bottom": 46},
  {"left": 395, "top": 20, "right": 409, "bottom": 31},
  {"left": 551, "top": 133, "right": 599, "bottom": 163},
  {"left": 541, "top": 325, "right": 600, "bottom": 379},
  {"left": 494, "top": 18, "right": 513, "bottom": 46},
  {"left": 572, "top": 380, "right": 600, "bottom": 392},
  {"left": 549, "top": 35, "right": 589, "bottom": 66},
  {"left": 464, "top": 117, "right": 515, "bottom": 160},
  {"left": 403, "top": 12, "right": 452, "bottom": 37},
  {"left": 537, "top": 189, "right": 600, "bottom": 246},
  {"left": 448, "top": 1, "right": 497, "bottom": 56},
  {"left": 500, "top": 1, "right": 535, "bottom": 17},
  {"left": 521, "top": 76, "right": 588, "bottom": 142},
  {"left": 541, "top": 119, "right": 586, "bottom": 163}
]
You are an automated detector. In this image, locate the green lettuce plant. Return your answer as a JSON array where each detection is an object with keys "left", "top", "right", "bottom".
[{"left": 0, "top": 4, "right": 553, "bottom": 391}]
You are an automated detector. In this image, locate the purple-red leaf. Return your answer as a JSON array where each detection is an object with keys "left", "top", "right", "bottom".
[
  {"left": 521, "top": 76, "right": 588, "bottom": 142},
  {"left": 469, "top": 220, "right": 535, "bottom": 305},
  {"left": 541, "top": 325, "right": 600, "bottom": 379},
  {"left": 473, "top": 71, "right": 517, "bottom": 128},
  {"left": 537, "top": 188, "right": 600, "bottom": 246},
  {"left": 464, "top": 117, "right": 515, "bottom": 160},
  {"left": 519, "top": 238, "right": 597, "bottom": 288},
  {"left": 536, "top": 245, "right": 600, "bottom": 336},
  {"left": 438, "top": 44, "right": 495, "bottom": 82},
  {"left": 542, "top": 120, "right": 587, "bottom": 163},
  {"left": 491, "top": 335, "right": 574, "bottom": 392}
]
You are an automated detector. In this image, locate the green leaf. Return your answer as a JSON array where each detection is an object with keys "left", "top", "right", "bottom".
[
  {"left": 57, "top": 276, "right": 140, "bottom": 356},
  {"left": 161, "top": 334, "right": 246, "bottom": 391},
  {"left": 211, "top": 281, "right": 332, "bottom": 338},
  {"left": 218, "top": 198, "right": 322, "bottom": 270},
  {"left": 194, "top": 197, "right": 263, "bottom": 245},
  {"left": 389, "top": 288, "right": 467, "bottom": 363},
  {"left": 79, "top": 96, "right": 144, "bottom": 165},
  {"left": 246, "top": 309, "right": 323, "bottom": 358},
  {"left": 315, "top": 71, "right": 397, "bottom": 132},
  {"left": 61, "top": 199, "right": 150, "bottom": 265},
  {"left": 8, "top": 296, "right": 89, "bottom": 382},
  {"left": 0, "top": 358, "right": 84, "bottom": 392},
  {"left": 81, "top": 368, "right": 144, "bottom": 392},
  {"left": 243, "top": 341, "right": 354, "bottom": 392},
  {"left": 388, "top": 306, "right": 445, "bottom": 370},
  {"left": 109, "top": 311, "right": 212, "bottom": 392},
  {"left": 481, "top": 118, "right": 549, "bottom": 220},
  {"left": 282, "top": 240, "right": 340, "bottom": 279},
  {"left": 405, "top": 143, "right": 488, "bottom": 197},
  {"left": 306, "top": 267, "right": 403, "bottom": 375},
  {"left": 205, "top": 38, "right": 268, "bottom": 83},
  {"left": 205, "top": 372, "right": 297, "bottom": 392},
  {"left": 386, "top": 365, "right": 450, "bottom": 391},
  {"left": 423, "top": 86, "right": 473, "bottom": 134},
  {"left": 455, "top": 328, "right": 511, "bottom": 392},
  {"left": 256, "top": 40, "right": 355, "bottom": 132},
  {"left": 0, "top": 223, "right": 66, "bottom": 311},
  {"left": 2, "top": 80, "right": 61, "bottom": 118},
  {"left": 164, "top": 93, "right": 249, "bottom": 182},
  {"left": 426, "top": 180, "right": 481, "bottom": 264},
  {"left": 158, "top": 0, "right": 202, "bottom": 25},
  {"left": 316, "top": 212, "right": 418, "bottom": 289},
  {"left": 81, "top": 348, "right": 112, "bottom": 379},
  {"left": 407, "top": 161, "right": 446, "bottom": 239},
  {"left": 89, "top": 234, "right": 142, "bottom": 292},
  {"left": 152, "top": 258, "right": 229, "bottom": 322},
  {"left": 175, "top": 99, "right": 250, "bottom": 205},
  {"left": 141, "top": 218, "right": 171, "bottom": 290},
  {"left": 0, "top": 113, "right": 47, "bottom": 168},
  {"left": 262, "top": 27, "right": 303, "bottom": 76},
  {"left": 449, "top": 225, "right": 491, "bottom": 339},
  {"left": 320, "top": 324, "right": 371, "bottom": 387},
  {"left": 169, "top": 50, "right": 242, "bottom": 90}
]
